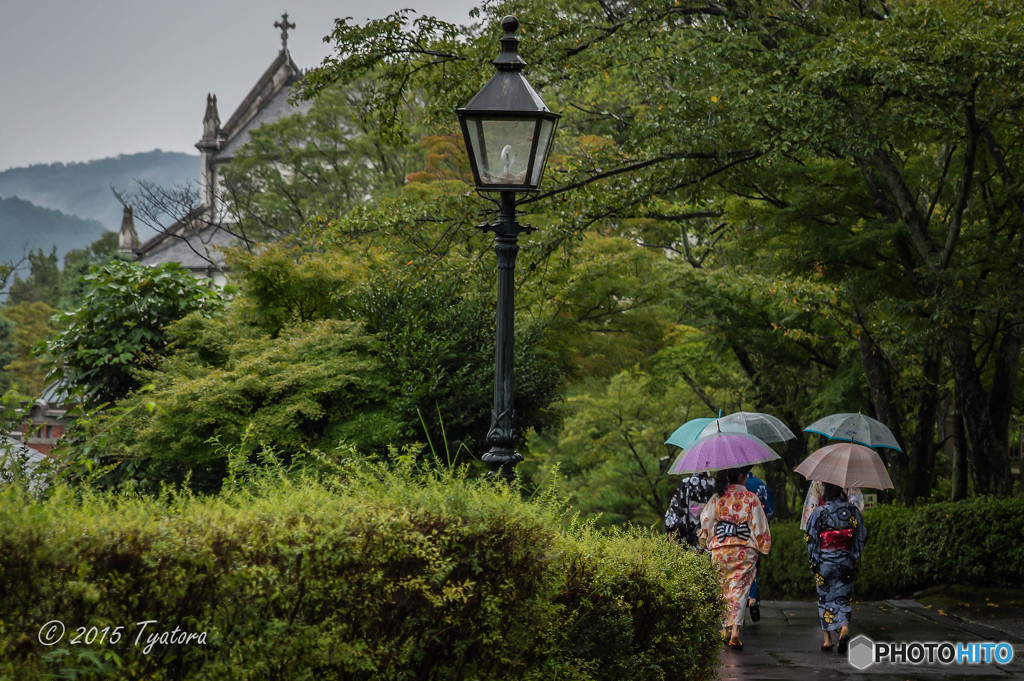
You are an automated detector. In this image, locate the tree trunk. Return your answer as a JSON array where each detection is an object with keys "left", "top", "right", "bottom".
[
  {"left": 948, "top": 331, "right": 1008, "bottom": 495},
  {"left": 951, "top": 407, "right": 969, "bottom": 500},
  {"left": 989, "top": 327, "right": 1021, "bottom": 495},
  {"left": 857, "top": 327, "right": 907, "bottom": 499},
  {"left": 902, "top": 350, "right": 941, "bottom": 502}
]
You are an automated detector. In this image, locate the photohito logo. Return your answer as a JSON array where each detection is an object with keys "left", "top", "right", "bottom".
[{"left": 847, "top": 635, "right": 1015, "bottom": 670}]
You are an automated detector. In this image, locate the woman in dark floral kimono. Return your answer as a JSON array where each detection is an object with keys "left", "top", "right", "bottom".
[
  {"left": 664, "top": 472, "right": 715, "bottom": 548},
  {"left": 804, "top": 482, "right": 868, "bottom": 654}
]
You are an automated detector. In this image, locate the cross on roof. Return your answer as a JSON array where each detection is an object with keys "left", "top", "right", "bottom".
[{"left": 274, "top": 12, "right": 296, "bottom": 51}]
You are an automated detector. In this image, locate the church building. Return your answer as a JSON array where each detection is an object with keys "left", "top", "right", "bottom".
[{"left": 117, "top": 13, "right": 312, "bottom": 285}]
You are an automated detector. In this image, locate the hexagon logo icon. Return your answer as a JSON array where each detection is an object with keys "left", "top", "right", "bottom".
[{"left": 848, "top": 635, "right": 875, "bottom": 670}]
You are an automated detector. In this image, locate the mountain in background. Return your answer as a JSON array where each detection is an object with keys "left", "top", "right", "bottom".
[
  {"left": 0, "top": 197, "right": 109, "bottom": 268},
  {"left": 0, "top": 150, "right": 199, "bottom": 241}
]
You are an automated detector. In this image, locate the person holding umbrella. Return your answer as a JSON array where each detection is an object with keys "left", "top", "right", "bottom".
[
  {"left": 795, "top": 442, "right": 890, "bottom": 654},
  {"left": 804, "top": 483, "right": 868, "bottom": 653},
  {"left": 698, "top": 467, "right": 773, "bottom": 649}
]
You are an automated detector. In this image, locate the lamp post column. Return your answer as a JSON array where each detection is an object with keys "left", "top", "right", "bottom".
[{"left": 482, "top": 190, "right": 528, "bottom": 480}]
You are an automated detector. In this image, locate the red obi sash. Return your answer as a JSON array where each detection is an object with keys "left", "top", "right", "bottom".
[{"left": 820, "top": 528, "right": 855, "bottom": 551}]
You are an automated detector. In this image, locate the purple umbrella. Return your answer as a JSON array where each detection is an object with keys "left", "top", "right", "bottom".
[{"left": 667, "top": 432, "right": 781, "bottom": 474}]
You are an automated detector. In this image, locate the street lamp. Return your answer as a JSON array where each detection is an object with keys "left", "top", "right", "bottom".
[{"left": 457, "top": 15, "right": 559, "bottom": 480}]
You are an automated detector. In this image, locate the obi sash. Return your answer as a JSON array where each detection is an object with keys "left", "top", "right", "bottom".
[
  {"left": 715, "top": 520, "right": 751, "bottom": 542},
  {"left": 820, "top": 528, "right": 855, "bottom": 551}
]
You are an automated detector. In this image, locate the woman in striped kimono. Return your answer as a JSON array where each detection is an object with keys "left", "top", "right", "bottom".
[
  {"left": 698, "top": 468, "right": 772, "bottom": 649},
  {"left": 804, "top": 482, "right": 868, "bottom": 654}
]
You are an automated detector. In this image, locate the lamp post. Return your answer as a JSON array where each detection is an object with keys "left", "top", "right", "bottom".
[{"left": 457, "top": 15, "right": 559, "bottom": 481}]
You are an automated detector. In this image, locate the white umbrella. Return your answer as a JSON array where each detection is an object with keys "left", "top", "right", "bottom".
[{"left": 699, "top": 411, "right": 796, "bottom": 444}]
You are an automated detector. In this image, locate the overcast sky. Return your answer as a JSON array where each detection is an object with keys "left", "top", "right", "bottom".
[{"left": 0, "top": 0, "right": 481, "bottom": 171}]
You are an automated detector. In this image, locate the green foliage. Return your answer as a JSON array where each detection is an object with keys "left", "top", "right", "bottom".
[
  {"left": 0, "top": 464, "right": 722, "bottom": 680},
  {"left": 525, "top": 370, "right": 693, "bottom": 530},
  {"left": 354, "top": 258, "right": 563, "bottom": 462},
  {"left": 42, "top": 261, "right": 224, "bottom": 406},
  {"left": 60, "top": 240, "right": 567, "bottom": 492},
  {"left": 7, "top": 247, "right": 61, "bottom": 307},
  {"left": 0, "top": 313, "right": 15, "bottom": 394},
  {"left": 1, "top": 301, "right": 56, "bottom": 396},
  {"left": 756, "top": 520, "right": 815, "bottom": 601},
  {"left": 59, "top": 319, "right": 396, "bottom": 494},
  {"left": 57, "top": 231, "right": 119, "bottom": 310},
  {"left": 221, "top": 82, "right": 417, "bottom": 242},
  {"left": 760, "top": 496, "right": 1024, "bottom": 600}
]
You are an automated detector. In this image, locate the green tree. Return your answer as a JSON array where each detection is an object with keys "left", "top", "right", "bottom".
[
  {"left": 303, "top": 0, "right": 1024, "bottom": 499},
  {"left": 43, "top": 261, "right": 224, "bottom": 406},
  {"left": 1, "top": 301, "right": 55, "bottom": 397},
  {"left": 0, "top": 313, "right": 15, "bottom": 394},
  {"left": 217, "top": 81, "right": 419, "bottom": 243},
  {"left": 58, "top": 231, "right": 119, "bottom": 309},
  {"left": 7, "top": 248, "right": 61, "bottom": 307}
]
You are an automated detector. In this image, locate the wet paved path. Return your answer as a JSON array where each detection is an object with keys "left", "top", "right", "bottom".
[{"left": 717, "top": 600, "right": 1024, "bottom": 680}]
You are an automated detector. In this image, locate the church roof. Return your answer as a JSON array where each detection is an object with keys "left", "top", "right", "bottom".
[
  {"left": 209, "top": 49, "right": 309, "bottom": 163},
  {"left": 137, "top": 218, "right": 236, "bottom": 271},
  {"left": 213, "top": 76, "right": 311, "bottom": 162}
]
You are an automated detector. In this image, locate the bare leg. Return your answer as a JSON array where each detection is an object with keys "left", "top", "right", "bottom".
[{"left": 837, "top": 625, "right": 851, "bottom": 653}]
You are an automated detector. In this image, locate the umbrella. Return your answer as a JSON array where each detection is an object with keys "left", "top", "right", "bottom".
[
  {"left": 667, "top": 432, "right": 781, "bottom": 474},
  {"left": 665, "top": 417, "right": 718, "bottom": 451},
  {"left": 700, "top": 411, "right": 796, "bottom": 444},
  {"left": 804, "top": 412, "right": 902, "bottom": 452},
  {"left": 794, "top": 442, "right": 894, "bottom": 490}
]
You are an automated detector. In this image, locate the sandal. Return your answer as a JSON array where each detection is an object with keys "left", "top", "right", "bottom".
[
  {"left": 727, "top": 639, "right": 743, "bottom": 650},
  {"left": 820, "top": 643, "right": 834, "bottom": 652},
  {"left": 837, "top": 634, "right": 850, "bottom": 654}
]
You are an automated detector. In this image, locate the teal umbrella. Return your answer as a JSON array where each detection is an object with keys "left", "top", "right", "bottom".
[{"left": 665, "top": 417, "right": 717, "bottom": 451}]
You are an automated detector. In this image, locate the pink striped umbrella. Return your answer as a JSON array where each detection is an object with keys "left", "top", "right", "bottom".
[{"left": 794, "top": 442, "right": 894, "bottom": 490}]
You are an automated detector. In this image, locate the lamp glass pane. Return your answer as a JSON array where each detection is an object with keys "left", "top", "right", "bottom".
[
  {"left": 465, "top": 119, "right": 487, "bottom": 183},
  {"left": 529, "top": 118, "right": 556, "bottom": 186},
  {"left": 475, "top": 118, "right": 538, "bottom": 186}
]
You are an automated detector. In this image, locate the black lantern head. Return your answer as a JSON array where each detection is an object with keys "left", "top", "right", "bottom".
[{"left": 457, "top": 16, "right": 560, "bottom": 192}]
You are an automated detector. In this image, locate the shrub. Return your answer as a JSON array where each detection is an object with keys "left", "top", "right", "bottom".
[
  {"left": 0, "top": 463, "right": 722, "bottom": 680},
  {"left": 758, "top": 496, "right": 1024, "bottom": 600}
]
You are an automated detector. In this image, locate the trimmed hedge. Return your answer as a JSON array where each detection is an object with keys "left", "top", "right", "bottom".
[
  {"left": 759, "top": 495, "right": 1024, "bottom": 600},
  {"left": 0, "top": 463, "right": 722, "bottom": 680}
]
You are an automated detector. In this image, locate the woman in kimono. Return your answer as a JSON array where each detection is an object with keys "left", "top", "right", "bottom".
[
  {"left": 664, "top": 472, "right": 715, "bottom": 548},
  {"left": 698, "top": 467, "right": 772, "bottom": 649},
  {"left": 800, "top": 480, "right": 863, "bottom": 530},
  {"left": 804, "top": 482, "right": 868, "bottom": 653}
]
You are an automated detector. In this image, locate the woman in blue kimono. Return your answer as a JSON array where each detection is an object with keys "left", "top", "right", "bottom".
[{"left": 804, "top": 482, "right": 867, "bottom": 654}]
